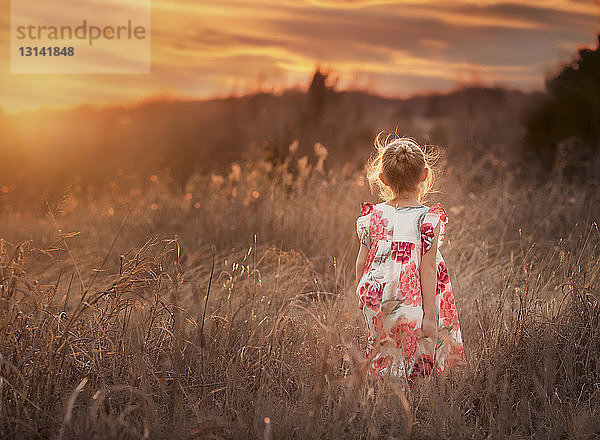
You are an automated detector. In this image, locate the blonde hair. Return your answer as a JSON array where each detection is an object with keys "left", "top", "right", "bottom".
[{"left": 366, "top": 133, "right": 437, "bottom": 202}]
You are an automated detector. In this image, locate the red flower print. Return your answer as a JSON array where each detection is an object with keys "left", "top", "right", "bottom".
[
  {"left": 370, "top": 209, "right": 389, "bottom": 239},
  {"left": 360, "top": 281, "right": 385, "bottom": 312},
  {"left": 421, "top": 204, "right": 449, "bottom": 254},
  {"left": 447, "top": 343, "right": 466, "bottom": 367},
  {"left": 440, "top": 288, "right": 459, "bottom": 330},
  {"left": 390, "top": 319, "right": 418, "bottom": 361},
  {"left": 410, "top": 354, "right": 441, "bottom": 378},
  {"left": 429, "top": 203, "right": 448, "bottom": 222},
  {"left": 421, "top": 222, "right": 435, "bottom": 254},
  {"left": 373, "top": 312, "right": 384, "bottom": 334},
  {"left": 363, "top": 246, "right": 377, "bottom": 275},
  {"left": 437, "top": 261, "right": 450, "bottom": 295},
  {"left": 397, "top": 261, "right": 422, "bottom": 306},
  {"left": 391, "top": 241, "right": 414, "bottom": 263},
  {"left": 361, "top": 202, "right": 374, "bottom": 216},
  {"left": 362, "top": 210, "right": 388, "bottom": 274},
  {"left": 370, "top": 355, "right": 389, "bottom": 376}
]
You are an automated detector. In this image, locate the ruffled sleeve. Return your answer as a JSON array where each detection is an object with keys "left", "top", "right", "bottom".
[
  {"left": 421, "top": 203, "right": 448, "bottom": 255},
  {"left": 356, "top": 202, "right": 374, "bottom": 249}
]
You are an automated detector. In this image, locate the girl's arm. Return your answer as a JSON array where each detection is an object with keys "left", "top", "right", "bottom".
[
  {"left": 355, "top": 243, "right": 369, "bottom": 286},
  {"left": 420, "top": 222, "right": 441, "bottom": 338}
]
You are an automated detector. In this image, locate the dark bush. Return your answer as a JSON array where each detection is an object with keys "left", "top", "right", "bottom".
[{"left": 524, "top": 34, "right": 600, "bottom": 176}]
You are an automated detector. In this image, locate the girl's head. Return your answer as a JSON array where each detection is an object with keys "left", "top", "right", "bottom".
[{"left": 366, "top": 133, "right": 437, "bottom": 202}]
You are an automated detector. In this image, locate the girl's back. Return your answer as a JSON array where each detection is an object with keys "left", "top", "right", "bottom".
[
  {"left": 354, "top": 136, "right": 465, "bottom": 379},
  {"left": 358, "top": 203, "right": 429, "bottom": 297}
]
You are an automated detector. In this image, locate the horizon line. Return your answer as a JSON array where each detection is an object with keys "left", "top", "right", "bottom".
[{"left": 1, "top": 80, "right": 543, "bottom": 116}]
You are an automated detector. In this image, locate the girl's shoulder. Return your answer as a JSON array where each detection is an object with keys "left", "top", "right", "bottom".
[
  {"left": 358, "top": 201, "right": 391, "bottom": 218},
  {"left": 359, "top": 201, "right": 447, "bottom": 217},
  {"left": 359, "top": 201, "right": 436, "bottom": 216},
  {"left": 420, "top": 202, "right": 449, "bottom": 252},
  {"left": 417, "top": 203, "right": 448, "bottom": 229},
  {"left": 422, "top": 202, "right": 448, "bottom": 221},
  {"left": 359, "top": 201, "right": 375, "bottom": 216}
]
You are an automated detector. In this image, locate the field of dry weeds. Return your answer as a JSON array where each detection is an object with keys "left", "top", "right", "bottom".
[{"left": 1, "top": 134, "right": 599, "bottom": 439}]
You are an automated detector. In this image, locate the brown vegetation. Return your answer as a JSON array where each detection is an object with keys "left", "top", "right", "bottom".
[{"left": 0, "top": 84, "right": 599, "bottom": 438}]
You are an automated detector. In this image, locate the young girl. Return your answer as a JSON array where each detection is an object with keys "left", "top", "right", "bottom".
[{"left": 355, "top": 135, "right": 465, "bottom": 379}]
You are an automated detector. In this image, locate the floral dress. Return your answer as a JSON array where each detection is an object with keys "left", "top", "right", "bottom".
[{"left": 356, "top": 201, "right": 466, "bottom": 378}]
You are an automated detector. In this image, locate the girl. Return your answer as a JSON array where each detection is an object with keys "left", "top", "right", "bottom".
[{"left": 355, "top": 134, "right": 465, "bottom": 379}]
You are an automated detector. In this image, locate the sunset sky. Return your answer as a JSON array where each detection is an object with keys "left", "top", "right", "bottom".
[{"left": 1, "top": 0, "right": 599, "bottom": 112}]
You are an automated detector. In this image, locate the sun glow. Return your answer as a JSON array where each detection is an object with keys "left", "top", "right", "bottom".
[{"left": 1, "top": 0, "right": 598, "bottom": 112}]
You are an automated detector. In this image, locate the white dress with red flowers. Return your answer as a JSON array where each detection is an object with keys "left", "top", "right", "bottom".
[{"left": 356, "top": 201, "right": 465, "bottom": 378}]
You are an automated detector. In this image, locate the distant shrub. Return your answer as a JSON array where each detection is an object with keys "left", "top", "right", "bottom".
[
  {"left": 524, "top": 34, "right": 600, "bottom": 179},
  {"left": 307, "top": 67, "right": 337, "bottom": 123}
]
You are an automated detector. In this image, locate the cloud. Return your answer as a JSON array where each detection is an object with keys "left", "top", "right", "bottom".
[{"left": 0, "top": 0, "right": 598, "bottom": 111}]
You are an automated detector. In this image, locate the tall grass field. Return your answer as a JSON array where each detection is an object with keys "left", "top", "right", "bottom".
[{"left": 1, "top": 88, "right": 599, "bottom": 439}]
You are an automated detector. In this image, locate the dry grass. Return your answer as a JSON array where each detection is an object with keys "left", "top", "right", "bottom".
[{"left": 0, "top": 144, "right": 599, "bottom": 439}]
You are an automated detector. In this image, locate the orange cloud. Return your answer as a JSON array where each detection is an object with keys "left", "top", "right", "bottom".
[{"left": 0, "top": 0, "right": 598, "bottom": 112}]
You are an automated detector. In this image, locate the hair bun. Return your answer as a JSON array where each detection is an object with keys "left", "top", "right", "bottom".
[{"left": 394, "top": 142, "right": 412, "bottom": 156}]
